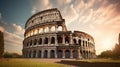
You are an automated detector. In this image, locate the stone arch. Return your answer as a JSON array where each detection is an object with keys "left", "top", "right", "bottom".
[
  {"left": 38, "top": 50, "right": 41, "bottom": 58},
  {"left": 39, "top": 28, "right": 43, "bottom": 33},
  {"left": 39, "top": 38, "right": 42, "bottom": 44},
  {"left": 34, "top": 29, "right": 37, "bottom": 35},
  {"left": 27, "top": 42, "right": 29, "bottom": 47},
  {"left": 57, "top": 50, "right": 62, "bottom": 58},
  {"left": 33, "top": 50, "right": 36, "bottom": 58},
  {"left": 30, "top": 40, "right": 32, "bottom": 46},
  {"left": 78, "top": 39, "right": 81, "bottom": 46},
  {"left": 73, "top": 50, "right": 78, "bottom": 58},
  {"left": 57, "top": 36, "right": 62, "bottom": 43},
  {"left": 29, "top": 51, "right": 31, "bottom": 58},
  {"left": 51, "top": 26, "right": 55, "bottom": 32},
  {"left": 44, "top": 37, "right": 48, "bottom": 44},
  {"left": 73, "top": 39, "right": 77, "bottom": 45},
  {"left": 50, "top": 50, "right": 55, "bottom": 58},
  {"left": 65, "top": 50, "right": 70, "bottom": 58},
  {"left": 34, "top": 39, "right": 37, "bottom": 45},
  {"left": 83, "top": 51, "right": 86, "bottom": 58},
  {"left": 44, "top": 50, "right": 48, "bottom": 58},
  {"left": 65, "top": 36, "right": 69, "bottom": 44},
  {"left": 58, "top": 26, "right": 62, "bottom": 31},
  {"left": 51, "top": 37, "right": 55, "bottom": 44},
  {"left": 45, "top": 27, "right": 49, "bottom": 33}
]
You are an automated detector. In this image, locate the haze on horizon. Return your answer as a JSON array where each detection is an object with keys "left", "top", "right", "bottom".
[{"left": 0, "top": 0, "right": 120, "bottom": 55}]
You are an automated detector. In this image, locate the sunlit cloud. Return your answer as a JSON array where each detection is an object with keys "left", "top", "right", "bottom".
[
  {"left": 0, "top": 14, "right": 24, "bottom": 54},
  {"left": 31, "top": 0, "right": 120, "bottom": 55}
]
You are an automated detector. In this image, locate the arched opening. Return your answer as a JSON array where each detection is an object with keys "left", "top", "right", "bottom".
[
  {"left": 83, "top": 41, "right": 85, "bottom": 47},
  {"left": 78, "top": 39, "right": 81, "bottom": 46},
  {"left": 57, "top": 50, "right": 62, "bottom": 58},
  {"left": 29, "top": 51, "right": 31, "bottom": 58},
  {"left": 65, "top": 50, "right": 70, "bottom": 58},
  {"left": 45, "top": 27, "right": 49, "bottom": 33},
  {"left": 73, "top": 50, "right": 78, "bottom": 58},
  {"left": 51, "top": 37, "right": 55, "bottom": 44},
  {"left": 51, "top": 26, "right": 55, "bottom": 32},
  {"left": 57, "top": 36, "right": 62, "bottom": 43},
  {"left": 73, "top": 39, "right": 77, "bottom": 45},
  {"left": 30, "top": 40, "right": 32, "bottom": 46},
  {"left": 50, "top": 50, "right": 55, "bottom": 58},
  {"left": 33, "top": 50, "right": 36, "bottom": 58},
  {"left": 39, "top": 28, "right": 43, "bottom": 33},
  {"left": 39, "top": 38, "right": 42, "bottom": 44},
  {"left": 58, "top": 26, "right": 62, "bottom": 31},
  {"left": 38, "top": 50, "right": 41, "bottom": 58},
  {"left": 44, "top": 50, "right": 48, "bottom": 58},
  {"left": 86, "top": 41, "right": 87, "bottom": 47},
  {"left": 65, "top": 36, "right": 69, "bottom": 44},
  {"left": 27, "top": 42, "right": 29, "bottom": 47},
  {"left": 34, "top": 39, "right": 37, "bottom": 45},
  {"left": 83, "top": 51, "right": 85, "bottom": 58},
  {"left": 44, "top": 37, "right": 48, "bottom": 44}
]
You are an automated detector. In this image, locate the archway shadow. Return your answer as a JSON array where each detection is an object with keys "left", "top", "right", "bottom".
[{"left": 56, "top": 60, "right": 120, "bottom": 67}]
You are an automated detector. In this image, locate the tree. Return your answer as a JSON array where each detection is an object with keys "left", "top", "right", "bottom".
[
  {"left": 97, "top": 50, "right": 112, "bottom": 58},
  {"left": 3, "top": 52, "right": 22, "bottom": 58}
]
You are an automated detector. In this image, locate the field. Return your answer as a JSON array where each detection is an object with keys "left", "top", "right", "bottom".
[
  {"left": 0, "top": 58, "right": 120, "bottom": 67},
  {"left": 0, "top": 58, "right": 69, "bottom": 67}
]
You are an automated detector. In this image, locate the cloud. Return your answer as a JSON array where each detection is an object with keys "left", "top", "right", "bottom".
[
  {"left": 31, "top": 0, "right": 120, "bottom": 55},
  {"left": 0, "top": 19, "right": 24, "bottom": 54},
  {"left": 12, "top": 24, "right": 25, "bottom": 35}
]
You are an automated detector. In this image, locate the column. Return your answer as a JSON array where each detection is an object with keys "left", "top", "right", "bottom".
[
  {"left": 55, "top": 50, "right": 57, "bottom": 58},
  {"left": 31, "top": 50, "right": 33, "bottom": 58},
  {"left": 48, "top": 36, "right": 50, "bottom": 46},
  {"left": 55, "top": 25, "right": 58, "bottom": 32},
  {"left": 55, "top": 36, "right": 58, "bottom": 46},
  {"left": 62, "top": 50, "right": 65, "bottom": 58},
  {"left": 41, "top": 50, "right": 44, "bottom": 58},
  {"left": 77, "top": 49, "right": 80, "bottom": 58},
  {"left": 62, "top": 34, "right": 65, "bottom": 44},
  {"left": 36, "top": 50, "right": 38, "bottom": 58},
  {"left": 70, "top": 49, "right": 73, "bottom": 58},
  {"left": 70, "top": 34, "right": 73, "bottom": 45},
  {"left": 47, "top": 50, "right": 50, "bottom": 58}
]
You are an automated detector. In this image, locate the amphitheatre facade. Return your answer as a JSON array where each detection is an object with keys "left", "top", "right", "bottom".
[{"left": 23, "top": 8, "right": 96, "bottom": 59}]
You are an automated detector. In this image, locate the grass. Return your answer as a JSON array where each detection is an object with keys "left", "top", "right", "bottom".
[
  {"left": 78, "top": 58, "right": 120, "bottom": 63},
  {"left": 0, "top": 58, "right": 68, "bottom": 67}
]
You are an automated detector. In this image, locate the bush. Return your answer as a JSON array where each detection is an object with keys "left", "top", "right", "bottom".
[{"left": 3, "top": 52, "right": 22, "bottom": 58}]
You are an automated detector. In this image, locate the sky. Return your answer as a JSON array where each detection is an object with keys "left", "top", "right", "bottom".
[{"left": 0, "top": 0, "right": 120, "bottom": 55}]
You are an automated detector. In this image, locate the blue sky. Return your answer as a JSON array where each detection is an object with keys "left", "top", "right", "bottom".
[{"left": 0, "top": 0, "right": 120, "bottom": 55}]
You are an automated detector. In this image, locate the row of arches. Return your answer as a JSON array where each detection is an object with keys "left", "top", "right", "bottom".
[
  {"left": 25, "top": 25, "right": 64, "bottom": 38},
  {"left": 25, "top": 36, "right": 94, "bottom": 49},
  {"left": 27, "top": 37, "right": 55, "bottom": 46},
  {"left": 23, "top": 49, "right": 95, "bottom": 59},
  {"left": 24, "top": 49, "right": 80, "bottom": 58}
]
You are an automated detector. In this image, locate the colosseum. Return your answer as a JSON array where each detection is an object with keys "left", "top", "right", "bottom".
[{"left": 23, "top": 8, "right": 96, "bottom": 59}]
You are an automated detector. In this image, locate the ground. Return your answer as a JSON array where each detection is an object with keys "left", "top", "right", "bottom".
[{"left": 0, "top": 58, "right": 120, "bottom": 67}]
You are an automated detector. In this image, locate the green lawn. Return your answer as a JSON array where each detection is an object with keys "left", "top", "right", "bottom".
[{"left": 0, "top": 58, "right": 68, "bottom": 67}]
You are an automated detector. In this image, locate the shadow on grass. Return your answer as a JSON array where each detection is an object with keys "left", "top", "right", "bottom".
[{"left": 56, "top": 60, "right": 120, "bottom": 67}]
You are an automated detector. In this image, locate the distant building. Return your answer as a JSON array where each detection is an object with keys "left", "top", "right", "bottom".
[
  {"left": 23, "top": 8, "right": 96, "bottom": 59},
  {"left": 0, "top": 31, "right": 4, "bottom": 57},
  {"left": 118, "top": 33, "right": 120, "bottom": 45},
  {"left": 113, "top": 33, "right": 120, "bottom": 58}
]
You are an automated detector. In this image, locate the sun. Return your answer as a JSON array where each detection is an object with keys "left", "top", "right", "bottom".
[{"left": 102, "top": 38, "right": 115, "bottom": 50}]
